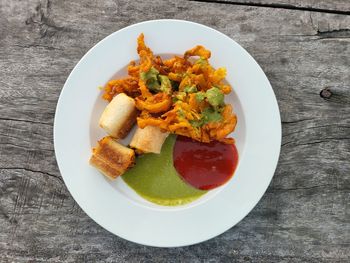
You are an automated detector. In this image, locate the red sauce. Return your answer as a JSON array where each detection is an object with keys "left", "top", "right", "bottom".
[{"left": 173, "top": 136, "right": 239, "bottom": 190}]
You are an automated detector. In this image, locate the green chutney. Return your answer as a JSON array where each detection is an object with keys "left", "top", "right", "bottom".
[{"left": 122, "top": 135, "right": 207, "bottom": 206}]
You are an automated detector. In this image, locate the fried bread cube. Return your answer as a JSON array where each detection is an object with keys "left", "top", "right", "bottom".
[
  {"left": 130, "top": 126, "right": 169, "bottom": 154},
  {"left": 99, "top": 93, "right": 138, "bottom": 139},
  {"left": 90, "top": 136, "right": 135, "bottom": 179}
]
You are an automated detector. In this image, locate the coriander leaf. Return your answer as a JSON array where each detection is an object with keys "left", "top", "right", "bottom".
[
  {"left": 189, "top": 119, "right": 204, "bottom": 127},
  {"left": 184, "top": 85, "right": 198, "bottom": 93},
  {"left": 206, "top": 87, "right": 224, "bottom": 107},
  {"left": 202, "top": 107, "right": 223, "bottom": 123},
  {"left": 158, "top": 75, "right": 172, "bottom": 94},
  {"left": 195, "top": 92, "right": 206, "bottom": 102},
  {"left": 140, "top": 67, "right": 160, "bottom": 91},
  {"left": 189, "top": 107, "right": 223, "bottom": 128}
]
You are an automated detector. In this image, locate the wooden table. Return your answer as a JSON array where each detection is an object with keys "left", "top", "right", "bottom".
[{"left": 1, "top": 0, "right": 349, "bottom": 262}]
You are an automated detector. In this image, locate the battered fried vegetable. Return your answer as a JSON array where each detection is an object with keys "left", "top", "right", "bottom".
[{"left": 102, "top": 33, "right": 237, "bottom": 144}]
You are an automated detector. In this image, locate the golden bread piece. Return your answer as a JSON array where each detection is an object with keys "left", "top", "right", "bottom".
[
  {"left": 90, "top": 136, "right": 135, "bottom": 179},
  {"left": 99, "top": 93, "right": 138, "bottom": 139},
  {"left": 130, "top": 126, "right": 169, "bottom": 154}
]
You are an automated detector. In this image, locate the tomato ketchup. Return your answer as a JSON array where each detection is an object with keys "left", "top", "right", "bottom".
[{"left": 173, "top": 136, "right": 239, "bottom": 190}]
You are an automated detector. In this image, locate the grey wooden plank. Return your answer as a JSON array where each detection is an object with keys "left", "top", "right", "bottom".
[
  {"left": 196, "top": 0, "right": 350, "bottom": 13},
  {"left": 0, "top": 0, "right": 349, "bottom": 262}
]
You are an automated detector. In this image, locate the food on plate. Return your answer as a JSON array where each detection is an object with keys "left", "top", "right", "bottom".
[
  {"left": 99, "top": 93, "right": 138, "bottom": 139},
  {"left": 173, "top": 136, "right": 238, "bottom": 190},
  {"left": 123, "top": 135, "right": 207, "bottom": 206},
  {"left": 90, "top": 34, "right": 239, "bottom": 206},
  {"left": 130, "top": 126, "right": 169, "bottom": 154},
  {"left": 90, "top": 136, "right": 135, "bottom": 179},
  {"left": 103, "top": 33, "right": 237, "bottom": 144}
]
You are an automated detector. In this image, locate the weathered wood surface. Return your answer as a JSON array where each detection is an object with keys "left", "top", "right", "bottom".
[
  {"left": 198, "top": 0, "right": 350, "bottom": 13},
  {"left": 0, "top": 0, "right": 349, "bottom": 262}
]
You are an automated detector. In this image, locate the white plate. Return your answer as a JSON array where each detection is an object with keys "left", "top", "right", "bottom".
[{"left": 54, "top": 19, "right": 281, "bottom": 247}]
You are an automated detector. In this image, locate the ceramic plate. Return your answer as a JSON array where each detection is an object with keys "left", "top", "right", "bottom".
[{"left": 54, "top": 19, "right": 281, "bottom": 247}]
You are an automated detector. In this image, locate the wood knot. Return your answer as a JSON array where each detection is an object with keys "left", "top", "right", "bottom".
[{"left": 320, "top": 88, "right": 332, "bottom": 99}]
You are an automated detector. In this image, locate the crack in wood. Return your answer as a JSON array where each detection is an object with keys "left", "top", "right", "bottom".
[
  {"left": 189, "top": 0, "right": 350, "bottom": 15},
  {"left": 268, "top": 184, "right": 349, "bottom": 192},
  {"left": 281, "top": 137, "right": 350, "bottom": 147},
  {"left": 0, "top": 142, "right": 54, "bottom": 152},
  {"left": 13, "top": 44, "right": 62, "bottom": 51},
  {"left": 0, "top": 168, "right": 62, "bottom": 183},
  {"left": 0, "top": 117, "right": 52, "bottom": 126},
  {"left": 287, "top": 29, "right": 350, "bottom": 39},
  {"left": 282, "top": 124, "right": 350, "bottom": 137},
  {"left": 281, "top": 118, "right": 314, "bottom": 124},
  {"left": 0, "top": 133, "right": 31, "bottom": 143},
  {"left": 316, "top": 29, "right": 350, "bottom": 39}
]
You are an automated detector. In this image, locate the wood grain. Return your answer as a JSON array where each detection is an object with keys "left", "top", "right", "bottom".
[
  {"left": 0, "top": 0, "right": 349, "bottom": 262},
  {"left": 194, "top": 0, "right": 350, "bottom": 13}
]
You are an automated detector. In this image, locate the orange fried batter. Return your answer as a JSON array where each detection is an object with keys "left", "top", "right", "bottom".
[
  {"left": 102, "top": 34, "right": 237, "bottom": 144},
  {"left": 135, "top": 93, "right": 172, "bottom": 113}
]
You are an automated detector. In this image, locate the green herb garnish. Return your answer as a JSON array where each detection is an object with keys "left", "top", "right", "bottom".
[
  {"left": 183, "top": 85, "right": 198, "bottom": 93},
  {"left": 206, "top": 87, "right": 224, "bottom": 107},
  {"left": 140, "top": 67, "right": 160, "bottom": 91}
]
